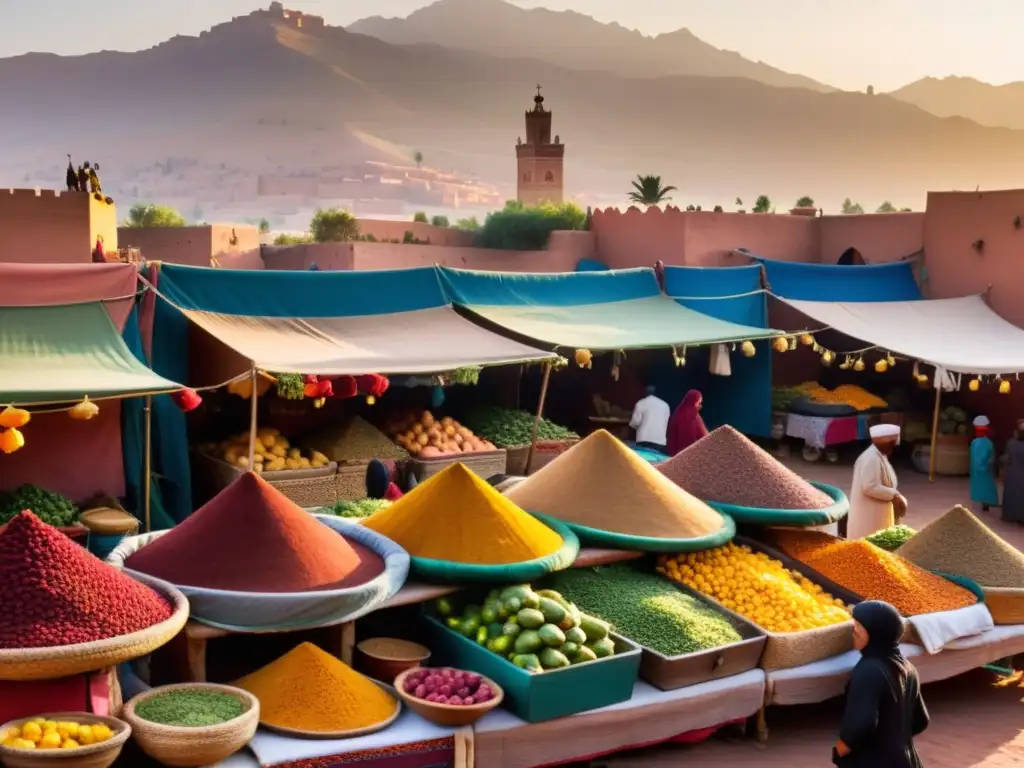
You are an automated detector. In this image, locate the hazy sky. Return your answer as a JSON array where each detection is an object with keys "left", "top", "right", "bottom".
[{"left": 5, "top": 0, "right": 1022, "bottom": 91}]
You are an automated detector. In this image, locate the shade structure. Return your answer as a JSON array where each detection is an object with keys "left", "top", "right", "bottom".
[
  {"left": 0, "top": 302, "right": 183, "bottom": 406},
  {"left": 439, "top": 266, "right": 780, "bottom": 351},
  {"left": 757, "top": 257, "right": 922, "bottom": 302},
  {"left": 782, "top": 294, "right": 1024, "bottom": 376}
]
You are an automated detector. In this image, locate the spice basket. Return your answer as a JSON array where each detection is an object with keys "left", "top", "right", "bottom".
[
  {"left": 421, "top": 613, "right": 640, "bottom": 723},
  {"left": 505, "top": 439, "right": 578, "bottom": 476},
  {"left": 0, "top": 574, "right": 189, "bottom": 682},
  {"left": 394, "top": 668, "right": 504, "bottom": 727},
  {"left": 191, "top": 451, "right": 338, "bottom": 508},
  {"left": 122, "top": 684, "right": 258, "bottom": 767},
  {"left": 532, "top": 511, "right": 736, "bottom": 554},
  {"left": 257, "top": 681, "right": 400, "bottom": 739},
  {"left": 703, "top": 481, "right": 849, "bottom": 527},
  {"left": 981, "top": 587, "right": 1024, "bottom": 625},
  {"left": 405, "top": 449, "right": 507, "bottom": 482},
  {"left": 0, "top": 712, "right": 131, "bottom": 768},
  {"left": 638, "top": 584, "right": 767, "bottom": 691}
]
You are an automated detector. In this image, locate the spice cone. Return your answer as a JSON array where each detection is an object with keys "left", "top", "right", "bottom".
[
  {"left": 304, "top": 416, "right": 408, "bottom": 463},
  {"left": 126, "top": 472, "right": 384, "bottom": 592},
  {"left": 659, "top": 426, "right": 833, "bottom": 510},
  {"left": 896, "top": 505, "right": 1024, "bottom": 588},
  {"left": 504, "top": 430, "right": 725, "bottom": 539}
]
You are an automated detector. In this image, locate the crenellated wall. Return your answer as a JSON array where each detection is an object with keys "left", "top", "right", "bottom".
[
  {"left": 0, "top": 188, "right": 117, "bottom": 263},
  {"left": 118, "top": 224, "right": 261, "bottom": 268}
]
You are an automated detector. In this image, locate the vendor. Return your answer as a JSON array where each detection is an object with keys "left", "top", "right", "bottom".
[
  {"left": 970, "top": 415, "right": 999, "bottom": 513},
  {"left": 847, "top": 424, "right": 906, "bottom": 540},
  {"left": 365, "top": 459, "right": 403, "bottom": 501},
  {"left": 629, "top": 384, "right": 670, "bottom": 453}
]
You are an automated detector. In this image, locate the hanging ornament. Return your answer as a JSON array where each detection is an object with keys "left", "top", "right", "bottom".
[
  {"left": 69, "top": 396, "right": 99, "bottom": 421},
  {"left": 574, "top": 349, "right": 593, "bottom": 369},
  {"left": 1000, "top": 379, "right": 1012, "bottom": 395},
  {"left": 172, "top": 388, "right": 203, "bottom": 413},
  {"left": 228, "top": 377, "right": 254, "bottom": 399},
  {"left": 875, "top": 359, "right": 889, "bottom": 373},
  {"left": 839, "top": 356, "right": 852, "bottom": 370},
  {"left": 800, "top": 334, "right": 815, "bottom": 347},
  {"left": 886, "top": 354, "right": 896, "bottom": 367},
  {"left": 812, "top": 343, "right": 822, "bottom": 353},
  {"left": 0, "top": 427, "right": 25, "bottom": 454},
  {"left": 316, "top": 379, "right": 334, "bottom": 398},
  {"left": 788, "top": 337, "right": 798, "bottom": 351},
  {"left": 303, "top": 375, "right": 320, "bottom": 399},
  {"left": 821, "top": 350, "right": 835, "bottom": 366},
  {"left": 740, "top": 341, "right": 756, "bottom": 358},
  {"left": 772, "top": 337, "right": 788, "bottom": 353},
  {"left": 968, "top": 378, "right": 981, "bottom": 392},
  {"left": 671, "top": 345, "right": 687, "bottom": 367},
  {"left": 853, "top": 358, "right": 865, "bottom": 372},
  {"left": 611, "top": 351, "right": 623, "bottom": 381},
  {"left": 0, "top": 407, "right": 30, "bottom": 429},
  {"left": 313, "top": 397, "right": 327, "bottom": 409}
]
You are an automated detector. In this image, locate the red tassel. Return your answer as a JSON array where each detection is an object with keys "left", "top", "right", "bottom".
[
  {"left": 317, "top": 379, "right": 334, "bottom": 398},
  {"left": 357, "top": 374, "right": 390, "bottom": 398},
  {"left": 172, "top": 388, "right": 202, "bottom": 412},
  {"left": 333, "top": 376, "right": 358, "bottom": 399}
]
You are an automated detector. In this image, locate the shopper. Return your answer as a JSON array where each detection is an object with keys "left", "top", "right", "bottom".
[
  {"left": 833, "top": 601, "right": 928, "bottom": 767},
  {"left": 969, "top": 415, "right": 999, "bottom": 512},
  {"left": 666, "top": 389, "right": 709, "bottom": 455},
  {"left": 629, "top": 384, "right": 671, "bottom": 453},
  {"left": 847, "top": 424, "right": 906, "bottom": 539},
  {"left": 1002, "top": 420, "right": 1024, "bottom": 524}
]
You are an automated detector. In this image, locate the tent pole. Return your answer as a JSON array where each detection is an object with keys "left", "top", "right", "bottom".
[
  {"left": 525, "top": 362, "right": 553, "bottom": 475},
  {"left": 928, "top": 385, "right": 942, "bottom": 483},
  {"left": 247, "top": 366, "right": 259, "bottom": 469},
  {"left": 143, "top": 395, "right": 153, "bottom": 533}
]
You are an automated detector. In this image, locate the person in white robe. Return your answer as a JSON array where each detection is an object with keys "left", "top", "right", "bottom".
[{"left": 847, "top": 424, "right": 907, "bottom": 540}]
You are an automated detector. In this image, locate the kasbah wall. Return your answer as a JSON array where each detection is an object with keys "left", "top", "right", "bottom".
[{"left": 1, "top": 189, "right": 118, "bottom": 263}]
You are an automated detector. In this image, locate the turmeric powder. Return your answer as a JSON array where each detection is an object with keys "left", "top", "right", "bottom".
[
  {"left": 234, "top": 642, "right": 396, "bottom": 733},
  {"left": 362, "top": 462, "right": 563, "bottom": 564},
  {"left": 770, "top": 529, "right": 977, "bottom": 616}
]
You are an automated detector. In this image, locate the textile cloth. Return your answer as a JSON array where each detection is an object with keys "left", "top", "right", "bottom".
[{"left": 907, "top": 603, "right": 994, "bottom": 654}]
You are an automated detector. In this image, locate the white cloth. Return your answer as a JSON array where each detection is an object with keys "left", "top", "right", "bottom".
[
  {"left": 848, "top": 445, "right": 900, "bottom": 539},
  {"left": 709, "top": 344, "right": 732, "bottom": 376},
  {"left": 869, "top": 423, "right": 900, "bottom": 440},
  {"left": 630, "top": 395, "right": 670, "bottom": 445},
  {"left": 908, "top": 603, "right": 995, "bottom": 654},
  {"left": 785, "top": 413, "right": 830, "bottom": 449}
]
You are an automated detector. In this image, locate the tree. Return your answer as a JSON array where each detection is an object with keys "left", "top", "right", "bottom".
[
  {"left": 455, "top": 216, "right": 480, "bottom": 232},
  {"left": 309, "top": 208, "right": 359, "bottom": 243},
  {"left": 876, "top": 201, "right": 897, "bottom": 213},
  {"left": 627, "top": 175, "right": 677, "bottom": 206},
  {"left": 123, "top": 203, "right": 186, "bottom": 228},
  {"left": 841, "top": 198, "right": 865, "bottom": 215},
  {"left": 713, "top": 205, "right": 724, "bottom": 213},
  {"left": 273, "top": 233, "right": 312, "bottom": 246},
  {"left": 753, "top": 195, "right": 772, "bottom": 213},
  {"left": 735, "top": 197, "right": 743, "bottom": 207},
  {"left": 412, "top": 211, "right": 429, "bottom": 223},
  {"left": 795, "top": 196, "right": 815, "bottom": 208},
  {"left": 258, "top": 218, "right": 271, "bottom": 233},
  {"left": 414, "top": 151, "right": 423, "bottom": 168},
  {"left": 475, "top": 200, "right": 586, "bottom": 250},
  {"left": 431, "top": 215, "right": 450, "bottom": 227}
]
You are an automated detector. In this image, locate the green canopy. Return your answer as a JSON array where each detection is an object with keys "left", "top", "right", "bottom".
[{"left": 0, "top": 302, "right": 182, "bottom": 406}]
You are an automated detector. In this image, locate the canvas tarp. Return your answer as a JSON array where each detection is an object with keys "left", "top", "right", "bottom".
[
  {"left": 756, "top": 257, "right": 922, "bottom": 302},
  {"left": 0, "top": 262, "right": 140, "bottom": 329},
  {"left": 783, "top": 294, "right": 1024, "bottom": 376},
  {"left": 0, "top": 302, "right": 183, "bottom": 405}
]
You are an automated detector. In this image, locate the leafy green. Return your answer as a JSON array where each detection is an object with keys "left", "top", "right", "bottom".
[
  {"left": 326, "top": 499, "right": 392, "bottom": 519},
  {"left": 865, "top": 524, "right": 917, "bottom": 552},
  {"left": 461, "top": 406, "right": 577, "bottom": 448},
  {"left": 0, "top": 485, "right": 79, "bottom": 527},
  {"left": 274, "top": 373, "right": 305, "bottom": 400}
]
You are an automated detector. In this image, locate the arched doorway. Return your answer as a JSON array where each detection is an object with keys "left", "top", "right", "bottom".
[{"left": 837, "top": 247, "right": 865, "bottom": 265}]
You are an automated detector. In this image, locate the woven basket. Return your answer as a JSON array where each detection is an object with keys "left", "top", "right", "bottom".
[
  {"left": 335, "top": 461, "right": 369, "bottom": 502},
  {"left": 0, "top": 574, "right": 189, "bottom": 682},
  {"left": 505, "top": 440, "right": 578, "bottom": 476},
  {"left": 191, "top": 451, "right": 338, "bottom": 507},
  {"left": 982, "top": 587, "right": 1024, "bottom": 625},
  {"left": 0, "top": 711, "right": 131, "bottom": 768},
  {"left": 122, "top": 684, "right": 259, "bottom": 767},
  {"left": 407, "top": 449, "right": 508, "bottom": 482},
  {"left": 269, "top": 474, "right": 338, "bottom": 508}
]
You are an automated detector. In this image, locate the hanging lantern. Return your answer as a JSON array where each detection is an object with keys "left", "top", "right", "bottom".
[
  {"left": 741, "top": 341, "right": 756, "bottom": 358},
  {"left": 69, "top": 396, "right": 99, "bottom": 421},
  {"left": 875, "top": 359, "right": 889, "bottom": 373},
  {"left": 800, "top": 334, "right": 815, "bottom": 347},
  {"left": 968, "top": 378, "right": 981, "bottom": 392},
  {"left": 839, "top": 356, "right": 852, "bottom": 370},
  {"left": 812, "top": 342, "right": 822, "bottom": 353},
  {"left": 853, "top": 358, "right": 865, "bottom": 372},
  {"left": 886, "top": 354, "right": 896, "bottom": 367},
  {"left": 821, "top": 350, "right": 835, "bottom": 366},
  {"left": 772, "top": 337, "right": 788, "bottom": 353},
  {"left": 0, "top": 427, "right": 25, "bottom": 455},
  {"left": 574, "top": 349, "right": 593, "bottom": 369},
  {"left": 671, "top": 345, "right": 687, "bottom": 367},
  {"left": 788, "top": 336, "right": 798, "bottom": 351},
  {"left": 313, "top": 397, "right": 327, "bottom": 409},
  {"left": 0, "top": 407, "right": 30, "bottom": 429},
  {"left": 1000, "top": 379, "right": 1012, "bottom": 395}
]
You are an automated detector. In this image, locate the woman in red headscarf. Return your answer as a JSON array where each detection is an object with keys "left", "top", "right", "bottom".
[{"left": 667, "top": 390, "right": 709, "bottom": 456}]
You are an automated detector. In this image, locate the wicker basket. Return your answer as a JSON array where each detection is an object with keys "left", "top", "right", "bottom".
[
  {"left": 982, "top": 587, "right": 1024, "bottom": 625},
  {"left": 191, "top": 451, "right": 338, "bottom": 508},
  {"left": 0, "top": 574, "right": 189, "bottom": 682},
  {"left": 122, "top": 684, "right": 258, "bottom": 767},
  {"left": 0, "top": 712, "right": 131, "bottom": 768},
  {"left": 335, "top": 461, "right": 369, "bottom": 502},
  {"left": 505, "top": 439, "right": 578, "bottom": 476},
  {"left": 406, "top": 449, "right": 508, "bottom": 482}
]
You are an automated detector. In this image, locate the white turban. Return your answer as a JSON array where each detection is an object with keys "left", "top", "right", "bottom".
[
  {"left": 972, "top": 415, "right": 990, "bottom": 427},
  {"left": 870, "top": 424, "right": 901, "bottom": 440}
]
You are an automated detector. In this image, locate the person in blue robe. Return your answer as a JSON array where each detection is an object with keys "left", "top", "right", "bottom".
[{"left": 970, "top": 415, "right": 1000, "bottom": 511}]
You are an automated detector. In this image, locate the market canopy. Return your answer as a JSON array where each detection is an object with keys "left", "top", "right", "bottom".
[
  {"left": 0, "top": 302, "right": 183, "bottom": 406},
  {"left": 782, "top": 294, "right": 1024, "bottom": 376},
  {"left": 153, "top": 264, "right": 554, "bottom": 375},
  {"left": 756, "top": 257, "right": 922, "bottom": 302},
  {"left": 438, "top": 267, "right": 781, "bottom": 351}
]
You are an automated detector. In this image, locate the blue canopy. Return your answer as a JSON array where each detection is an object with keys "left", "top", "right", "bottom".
[{"left": 756, "top": 258, "right": 922, "bottom": 302}]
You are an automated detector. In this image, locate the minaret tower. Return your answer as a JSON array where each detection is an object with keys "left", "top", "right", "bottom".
[{"left": 515, "top": 85, "right": 565, "bottom": 206}]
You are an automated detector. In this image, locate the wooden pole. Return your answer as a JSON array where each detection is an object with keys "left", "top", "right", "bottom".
[
  {"left": 247, "top": 366, "right": 259, "bottom": 469},
  {"left": 143, "top": 395, "right": 153, "bottom": 533},
  {"left": 525, "top": 363, "right": 553, "bottom": 475},
  {"left": 928, "top": 384, "right": 942, "bottom": 483}
]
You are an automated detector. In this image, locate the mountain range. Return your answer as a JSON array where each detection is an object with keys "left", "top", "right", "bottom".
[{"left": 3, "top": 0, "right": 1024, "bottom": 217}]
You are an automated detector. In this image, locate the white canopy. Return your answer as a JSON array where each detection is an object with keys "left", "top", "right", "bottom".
[{"left": 783, "top": 294, "right": 1024, "bottom": 376}]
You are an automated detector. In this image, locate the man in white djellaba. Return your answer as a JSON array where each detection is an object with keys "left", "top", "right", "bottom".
[{"left": 847, "top": 424, "right": 908, "bottom": 540}]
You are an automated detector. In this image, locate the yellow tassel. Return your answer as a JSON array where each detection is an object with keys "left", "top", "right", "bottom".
[
  {"left": 0, "top": 427, "right": 25, "bottom": 454},
  {"left": 314, "top": 397, "right": 327, "bottom": 409},
  {"left": 0, "top": 406, "right": 31, "bottom": 429},
  {"left": 800, "top": 334, "right": 815, "bottom": 346},
  {"left": 1000, "top": 380, "right": 1011, "bottom": 395},
  {"left": 574, "top": 349, "right": 593, "bottom": 369},
  {"left": 366, "top": 395, "right": 376, "bottom": 406},
  {"left": 740, "top": 341, "right": 756, "bottom": 357},
  {"left": 772, "top": 337, "right": 788, "bottom": 353},
  {"left": 969, "top": 378, "right": 981, "bottom": 392},
  {"left": 69, "top": 396, "right": 100, "bottom": 421}
]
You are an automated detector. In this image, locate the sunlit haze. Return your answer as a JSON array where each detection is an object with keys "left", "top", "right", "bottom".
[{"left": 5, "top": 0, "right": 1024, "bottom": 91}]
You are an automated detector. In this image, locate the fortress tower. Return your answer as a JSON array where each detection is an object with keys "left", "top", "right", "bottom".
[{"left": 516, "top": 86, "right": 565, "bottom": 206}]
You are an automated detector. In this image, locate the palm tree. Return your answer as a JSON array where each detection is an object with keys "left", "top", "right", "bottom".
[
  {"left": 628, "top": 175, "right": 677, "bottom": 206},
  {"left": 414, "top": 151, "right": 424, "bottom": 168}
]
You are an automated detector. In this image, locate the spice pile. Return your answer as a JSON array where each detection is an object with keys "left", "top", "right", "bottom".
[
  {"left": 0, "top": 485, "right": 78, "bottom": 527},
  {"left": 235, "top": 642, "right": 396, "bottom": 734},
  {"left": 769, "top": 529, "right": 977, "bottom": 616},
  {"left": 865, "top": 524, "right": 917, "bottom": 552},
  {"left": 546, "top": 565, "right": 742, "bottom": 657},
  {"left": 304, "top": 417, "right": 408, "bottom": 464},
  {"left": 362, "top": 463, "right": 563, "bottom": 565},
  {"left": 2, "top": 717, "right": 117, "bottom": 750},
  {"left": 504, "top": 430, "right": 726, "bottom": 539},
  {"left": 897, "top": 505, "right": 1024, "bottom": 588},
  {"left": 126, "top": 472, "right": 385, "bottom": 592},
  {"left": 135, "top": 689, "right": 245, "bottom": 727},
  {"left": 659, "top": 426, "right": 834, "bottom": 510},
  {"left": 0, "top": 511, "right": 172, "bottom": 649},
  {"left": 462, "top": 406, "right": 578, "bottom": 448},
  {"left": 659, "top": 543, "right": 850, "bottom": 633}
]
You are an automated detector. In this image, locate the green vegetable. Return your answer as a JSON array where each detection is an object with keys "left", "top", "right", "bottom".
[
  {"left": 274, "top": 373, "right": 305, "bottom": 400},
  {"left": 446, "top": 617, "right": 462, "bottom": 632},
  {"left": 538, "top": 597, "right": 567, "bottom": 627},
  {"left": 865, "top": 524, "right": 917, "bottom": 552},
  {"left": 481, "top": 601, "right": 500, "bottom": 624},
  {"left": 512, "top": 653, "right": 542, "bottom": 672},
  {"left": 546, "top": 565, "right": 743, "bottom": 657},
  {"left": 135, "top": 689, "right": 244, "bottom": 727},
  {"left": 537, "top": 624, "right": 566, "bottom": 647},
  {"left": 488, "top": 635, "right": 513, "bottom": 654},
  {"left": 560, "top": 641, "right": 580, "bottom": 659},
  {"left": 0, "top": 485, "right": 79, "bottom": 527},
  {"left": 476, "top": 626, "right": 490, "bottom": 645},
  {"left": 449, "top": 367, "right": 482, "bottom": 386},
  {"left": 327, "top": 498, "right": 392, "bottom": 519},
  {"left": 435, "top": 597, "right": 454, "bottom": 617},
  {"left": 487, "top": 622, "right": 504, "bottom": 638},
  {"left": 538, "top": 647, "right": 571, "bottom": 669},
  {"left": 587, "top": 638, "right": 616, "bottom": 659},
  {"left": 564, "top": 626, "right": 587, "bottom": 645},
  {"left": 502, "top": 621, "right": 522, "bottom": 638},
  {"left": 516, "top": 608, "right": 545, "bottom": 630},
  {"left": 503, "top": 596, "right": 522, "bottom": 614},
  {"left": 514, "top": 629, "right": 544, "bottom": 655},
  {"left": 461, "top": 406, "right": 578, "bottom": 449},
  {"left": 460, "top": 615, "right": 481, "bottom": 637},
  {"left": 573, "top": 646, "right": 598, "bottom": 664}
]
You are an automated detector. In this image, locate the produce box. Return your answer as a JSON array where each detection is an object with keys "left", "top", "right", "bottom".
[
  {"left": 639, "top": 585, "right": 767, "bottom": 691},
  {"left": 191, "top": 451, "right": 338, "bottom": 507},
  {"left": 420, "top": 613, "right": 640, "bottom": 723},
  {"left": 406, "top": 449, "right": 507, "bottom": 482}
]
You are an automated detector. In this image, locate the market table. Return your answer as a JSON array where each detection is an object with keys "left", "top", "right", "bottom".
[
  {"left": 784, "top": 411, "right": 903, "bottom": 451},
  {"left": 172, "top": 548, "right": 644, "bottom": 683}
]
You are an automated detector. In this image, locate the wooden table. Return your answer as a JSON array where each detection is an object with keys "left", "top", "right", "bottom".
[{"left": 172, "top": 548, "right": 643, "bottom": 683}]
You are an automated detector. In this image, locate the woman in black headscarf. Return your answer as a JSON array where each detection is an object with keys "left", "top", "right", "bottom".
[{"left": 833, "top": 600, "right": 929, "bottom": 767}]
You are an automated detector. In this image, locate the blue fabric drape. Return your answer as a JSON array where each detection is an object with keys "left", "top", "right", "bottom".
[
  {"left": 755, "top": 258, "right": 921, "bottom": 302},
  {"left": 575, "top": 258, "right": 610, "bottom": 272},
  {"left": 663, "top": 265, "right": 771, "bottom": 437},
  {"left": 438, "top": 267, "right": 659, "bottom": 306}
]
